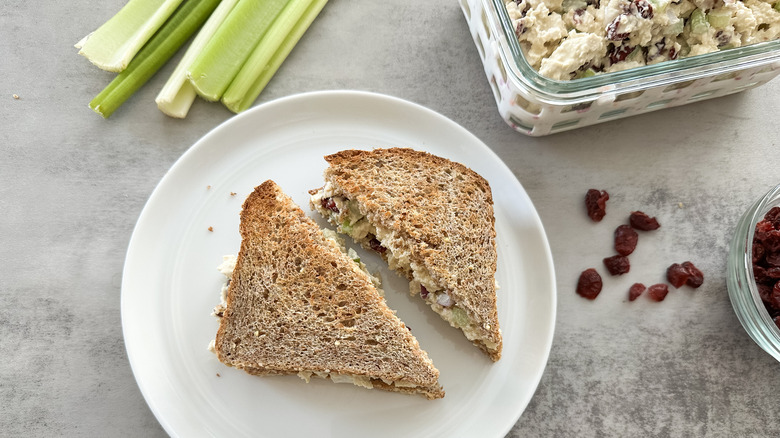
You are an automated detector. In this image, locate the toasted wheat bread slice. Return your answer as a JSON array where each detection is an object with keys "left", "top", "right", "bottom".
[
  {"left": 213, "top": 180, "right": 444, "bottom": 399},
  {"left": 309, "top": 148, "right": 502, "bottom": 361}
]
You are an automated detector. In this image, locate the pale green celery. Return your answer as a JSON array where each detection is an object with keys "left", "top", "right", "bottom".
[
  {"left": 451, "top": 307, "right": 469, "bottom": 328},
  {"left": 561, "top": 0, "right": 588, "bottom": 12},
  {"left": 76, "top": 0, "right": 184, "bottom": 72},
  {"left": 89, "top": 0, "right": 221, "bottom": 118},
  {"left": 222, "top": 0, "right": 328, "bottom": 113},
  {"left": 156, "top": 0, "right": 241, "bottom": 118},
  {"left": 574, "top": 68, "right": 596, "bottom": 79},
  {"left": 222, "top": 0, "right": 314, "bottom": 112},
  {"left": 690, "top": 9, "right": 709, "bottom": 35},
  {"left": 187, "top": 0, "right": 290, "bottom": 101},
  {"left": 664, "top": 18, "right": 685, "bottom": 36},
  {"left": 707, "top": 10, "right": 731, "bottom": 29}
]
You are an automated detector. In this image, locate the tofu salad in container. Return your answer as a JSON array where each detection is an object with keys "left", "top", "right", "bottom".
[{"left": 459, "top": 0, "right": 780, "bottom": 135}]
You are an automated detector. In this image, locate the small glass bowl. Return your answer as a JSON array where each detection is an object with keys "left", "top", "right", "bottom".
[{"left": 727, "top": 183, "right": 780, "bottom": 362}]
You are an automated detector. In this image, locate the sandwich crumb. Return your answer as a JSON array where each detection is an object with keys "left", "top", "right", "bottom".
[
  {"left": 208, "top": 226, "right": 214, "bottom": 232},
  {"left": 230, "top": 192, "right": 237, "bottom": 197},
  {"left": 216, "top": 373, "right": 221, "bottom": 377},
  {"left": 207, "top": 185, "right": 212, "bottom": 190},
  {"left": 678, "top": 202, "right": 684, "bottom": 208},
  {"left": 12, "top": 94, "right": 20, "bottom": 100}
]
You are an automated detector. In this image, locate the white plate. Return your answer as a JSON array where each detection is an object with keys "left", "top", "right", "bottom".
[{"left": 122, "top": 90, "right": 556, "bottom": 438}]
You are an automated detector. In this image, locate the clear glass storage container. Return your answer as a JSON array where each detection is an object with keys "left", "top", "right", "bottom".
[
  {"left": 459, "top": 0, "right": 780, "bottom": 136},
  {"left": 727, "top": 183, "right": 780, "bottom": 363}
]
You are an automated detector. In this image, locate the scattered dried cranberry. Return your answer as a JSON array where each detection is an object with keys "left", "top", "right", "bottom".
[
  {"left": 682, "top": 261, "right": 704, "bottom": 288},
  {"left": 321, "top": 197, "right": 339, "bottom": 213},
  {"left": 603, "top": 255, "right": 630, "bottom": 275},
  {"left": 585, "top": 189, "right": 609, "bottom": 222},
  {"left": 629, "top": 211, "right": 660, "bottom": 231},
  {"left": 667, "top": 261, "right": 704, "bottom": 288},
  {"left": 614, "top": 224, "right": 638, "bottom": 256},
  {"left": 628, "top": 283, "right": 646, "bottom": 301},
  {"left": 647, "top": 284, "right": 669, "bottom": 301},
  {"left": 577, "top": 268, "right": 603, "bottom": 300},
  {"left": 667, "top": 263, "right": 690, "bottom": 288}
]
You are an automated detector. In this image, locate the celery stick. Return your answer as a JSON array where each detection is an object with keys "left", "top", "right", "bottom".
[
  {"left": 187, "top": 0, "right": 290, "bottom": 101},
  {"left": 689, "top": 9, "right": 709, "bottom": 35},
  {"left": 156, "top": 0, "right": 241, "bottom": 118},
  {"left": 89, "top": 0, "right": 221, "bottom": 118},
  {"left": 707, "top": 10, "right": 731, "bottom": 29},
  {"left": 222, "top": 0, "right": 314, "bottom": 112},
  {"left": 223, "top": 0, "right": 328, "bottom": 113},
  {"left": 76, "top": 0, "right": 184, "bottom": 72}
]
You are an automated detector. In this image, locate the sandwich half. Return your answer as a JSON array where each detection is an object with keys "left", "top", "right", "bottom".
[
  {"left": 212, "top": 180, "right": 444, "bottom": 399},
  {"left": 309, "top": 148, "right": 502, "bottom": 361}
]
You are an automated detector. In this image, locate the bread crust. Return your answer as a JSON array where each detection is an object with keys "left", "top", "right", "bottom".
[
  {"left": 319, "top": 148, "right": 502, "bottom": 361},
  {"left": 214, "top": 180, "right": 444, "bottom": 399}
]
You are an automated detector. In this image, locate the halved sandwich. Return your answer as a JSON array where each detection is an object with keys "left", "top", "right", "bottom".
[
  {"left": 212, "top": 180, "right": 444, "bottom": 399},
  {"left": 309, "top": 148, "right": 502, "bottom": 361}
]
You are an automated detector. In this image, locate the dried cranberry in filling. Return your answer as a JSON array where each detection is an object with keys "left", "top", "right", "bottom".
[
  {"left": 420, "top": 285, "right": 429, "bottom": 299},
  {"left": 667, "top": 263, "right": 689, "bottom": 288},
  {"left": 577, "top": 268, "right": 603, "bottom": 300},
  {"left": 321, "top": 197, "right": 339, "bottom": 213},
  {"left": 614, "top": 224, "right": 638, "bottom": 256},
  {"left": 682, "top": 261, "right": 704, "bottom": 288},
  {"left": 603, "top": 255, "right": 630, "bottom": 275},
  {"left": 628, "top": 283, "right": 646, "bottom": 301},
  {"left": 647, "top": 284, "right": 669, "bottom": 301},
  {"left": 368, "top": 237, "right": 387, "bottom": 254},
  {"left": 585, "top": 189, "right": 609, "bottom": 222},
  {"left": 629, "top": 211, "right": 660, "bottom": 231}
]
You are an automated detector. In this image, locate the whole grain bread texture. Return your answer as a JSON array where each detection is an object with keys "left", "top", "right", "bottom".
[
  {"left": 317, "top": 148, "right": 502, "bottom": 361},
  {"left": 213, "top": 180, "right": 443, "bottom": 399}
]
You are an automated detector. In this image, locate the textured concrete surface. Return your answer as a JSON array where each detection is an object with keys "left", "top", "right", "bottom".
[{"left": 2, "top": 0, "right": 779, "bottom": 436}]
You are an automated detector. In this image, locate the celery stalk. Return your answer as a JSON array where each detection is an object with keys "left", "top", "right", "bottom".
[
  {"left": 89, "top": 0, "right": 221, "bottom": 118},
  {"left": 156, "top": 0, "right": 241, "bottom": 118},
  {"left": 76, "top": 0, "right": 184, "bottom": 72},
  {"left": 222, "top": 0, "right": 314, "bottom": 113},
  {"left": 187, "top": 0, "right": 290, "bottom": 101},
  {"left": 690, "top": 9, "right": 709, "bottom": 35},
  {"left": 222, "top": 0, "right": 328, "bottom": 113}
]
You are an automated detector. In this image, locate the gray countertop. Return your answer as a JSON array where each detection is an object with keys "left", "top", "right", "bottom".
[{"left": 2, "top": 0, "right": 779, "bottom": 436}]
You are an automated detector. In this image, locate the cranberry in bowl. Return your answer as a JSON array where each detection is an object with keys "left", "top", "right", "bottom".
[{"left": 727, "top": 183, "right": 780, "bottom": 363}]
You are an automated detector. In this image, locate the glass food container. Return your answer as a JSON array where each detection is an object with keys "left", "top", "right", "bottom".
[
  {"left": 727, "top": 183, "right": 780, "bottom": 363},
  {"left": 459, "top": 0, "right": 780, "bottom": 136}
]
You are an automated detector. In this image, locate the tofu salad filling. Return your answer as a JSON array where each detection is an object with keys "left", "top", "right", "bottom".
[
  {"left": 310, "top": 183, "right": 499, "bottom": 352},
  {"left": 506, "top": 0, "right": 780, "bottom": 80}
]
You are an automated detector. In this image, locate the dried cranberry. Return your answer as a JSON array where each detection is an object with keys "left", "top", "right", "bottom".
[
  {"left": 603, "top": 255, "right": 630, "bottom": 275},
  {"left": 577, "top": 268, "right": 603, "bottom": 300},
  {"left": 754, "top": 265, "right": 769, "bottom": 283},
  {"left": 321, "top": 197, "right": 339, "bottom": 213},
  {"left": 585, "top": 189, "right": 609, "bottom": 222},
  {"left": 647, "top": 284, "right": 669, "bottom": 301},
  {"left": 614, "top": 224, "right": 638, "bottom": 256},
  {"left": 606, "top": 17, "right": 629, "bottom": 41},
  {"left": 666, "top": 263, "right": 689, "bottom": 288},
  {"left": 608, "top": 42, "right": 634, "bottom": 64},
  {"left": 682, "top": 261, "right": 704, "bottom": 288},
  {"left": 368, "top": 237, "right": 386, "bottom": 254},
  {"left": 669, "top": 47, "right": 678, "bottom": 60},
  {"left": 767, "top": 267, "right": 780, "bottom": 279},
  {"left": 753, "top": 242, "right": 766, "bottom": 264},
  {"left": 758, "top": 282, "right": 774, "bottom": 304},
  {"left": 766, "top": 251, "right": 780, "bottom": 267},
  {"left": 420, "top": 285, "right": 429, "bottom": 299},
  {"left": 628, "top": 283, "right": 646, "bottom": 301},
  {"left": 770, "top": 282, "right": 780, "bottom": 310},
  {"left": 765, "top": 207, "right": 780, "bottom": 227},
  {"left": 629, "top": 211, "right": 660, "bottom": 231},
  {"left": 634, "top": 0, "right": 653, "bottom": 18}
]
